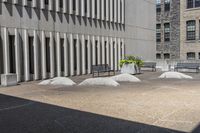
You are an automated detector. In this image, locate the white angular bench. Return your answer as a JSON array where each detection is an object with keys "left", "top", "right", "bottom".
[{"left": 1, "top": 74, "right": 17, "bottom": 87}]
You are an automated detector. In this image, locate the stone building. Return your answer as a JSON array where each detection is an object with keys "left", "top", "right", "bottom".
[
  {"left": 156, "top": 0, "right": 180, "bottom": 60},
  {"left": 0, "top": 0, "right": 155, "bottom": 84},
  {"left": 180, "top": 0, "right": 200, "bottom": 60}
]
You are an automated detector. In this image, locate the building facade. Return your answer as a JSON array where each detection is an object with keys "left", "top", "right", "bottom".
[
  {"left": 0, "top": 0, "right": 155, "bottom": 83},
  {"left": 180, "top": 0, "right": 200, "bottom": 60},
  {"left": 156, "top": 0, "right": 180, "bottom": 60}
]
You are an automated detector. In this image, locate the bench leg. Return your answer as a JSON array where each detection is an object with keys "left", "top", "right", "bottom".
[{"left": 98, "top": 72, "right": 100, "bottom": 77}]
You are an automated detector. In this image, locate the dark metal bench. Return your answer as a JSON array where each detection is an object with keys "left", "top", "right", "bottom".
[
  {"left": 174, "top": 63, "right": 200, "bottom": 73},
  {"left": 92, "top": 64, "right": 115, "bottom": 77},
  {"left": 141, "top": 62, "right": 157, "bottom": 72}
]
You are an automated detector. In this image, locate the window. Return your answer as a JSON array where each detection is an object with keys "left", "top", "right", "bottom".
[
  {"left": 156, "top": 24, "right": 161, "bottom": 42},
  {"left": 73, "top": 0, "right": 76, "bottom": 12},
  {"left": 156, "top": 0, "right": 161, "bottom": 13},
  {"left": 60, "top": 0, "right": 63, "bottom": 8},
  {"left": 187, "top": 20, "right": 196, "bottom": 40},
  {"left": 187, "top": 0, "right": 194, "bottom": 8},
  {"left": 195, "top": 0, "right": 200, "bottom": 7},
  {"left": 198, "top": 53, "right": 200, "bottom": 59},
  {"left": 164, "top": 23, "right": 170, "bottom": 41},
  {"left": 45, "top": 0, "right": 48, "bottom": 5},
  {"left": 164, "top": 0, "right": 170, "bottom": 11},
  {"left": 85, "top": 0, "right": 87, "bottom": 13},
  {"left": 156, "top": 53, "right": 161, "bottom": 59},
  {"left": 187, "top": 52, "right": 196, "bottom": 60},
  {"left": 164, "top": 53, "right": 170, "bottom": 59},
  {"left": 187, "top": 0, "right": 200, "bottom": 8}
]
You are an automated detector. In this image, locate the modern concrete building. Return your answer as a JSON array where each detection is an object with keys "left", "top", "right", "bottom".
[
  {"left": 156, "top": 0, "right": 180, "bottom": 60},
  {"left": 0, "top": 0, "right": 155, "bottom": 83}
]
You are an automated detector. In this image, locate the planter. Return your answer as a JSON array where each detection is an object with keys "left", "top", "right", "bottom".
[{"left": 121, "top": 63, "right": 140, "bottom": 74}]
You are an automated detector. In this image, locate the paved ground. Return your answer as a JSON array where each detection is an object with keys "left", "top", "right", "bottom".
[{"left": 1, "top": 71, "right": 200, "bottom": 133}]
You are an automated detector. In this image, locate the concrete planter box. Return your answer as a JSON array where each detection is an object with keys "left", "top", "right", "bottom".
[
  {"left": 121, "top": 64, "right": 140, "bottom": 74},
  {"left": 1, "top": 74, "right": 17, "bottom": 87}
]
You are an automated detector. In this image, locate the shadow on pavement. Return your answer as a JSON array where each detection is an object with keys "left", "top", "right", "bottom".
[{"left": 0, "top": 94, "right": 186, "bottom": 133}]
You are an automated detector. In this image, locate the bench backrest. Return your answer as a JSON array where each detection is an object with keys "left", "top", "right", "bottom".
[
  {"left": 177, "top": 63, "right": 200, "bottom": 68},
  {"left": 92, "top": 64, "right": 110, "bottom": 71},
  {"left": 143, "top": 62, "right": 156, "bottom": 67}
]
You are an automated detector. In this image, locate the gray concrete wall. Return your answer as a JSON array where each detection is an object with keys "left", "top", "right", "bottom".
[{"left": 125, "top": 0, "right": 156, "bottom": 61}]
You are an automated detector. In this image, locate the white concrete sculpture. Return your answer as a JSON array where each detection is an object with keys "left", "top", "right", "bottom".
[
  {"left": 159, "top": 72, "right": 193, "bottom": 79},
  {"left": 39, "top": 77, "right": 76, "bottom": 86},
  {"left": 110, "top": 73, "right": 141, "bottom": 82},
  {"left": 79, "top": 78, "right": 119, "bottom": 87}
]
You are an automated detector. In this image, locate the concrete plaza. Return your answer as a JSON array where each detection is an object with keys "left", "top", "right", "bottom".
[{"left": 0, "top": 72, "right": 200, "bottom": 133}]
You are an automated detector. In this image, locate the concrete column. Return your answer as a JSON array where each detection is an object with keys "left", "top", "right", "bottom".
[
  {"left": 63, "top": 0, "right": 67, "bottom": 13},
  {"left": 3, "top": 27, "right": 10, "bottom": 74},
  {"left": 81, "top": 35, "right": 86, "bottom": 75},
  {"left": 114, "top": 38, "right": 118, "bottom": 71},
  {"left": 81, "top": 0, "right": 85, "bottom": 16},
  {"left": 69, "top": 34, "right": 74, "bottom": 76},
  {"left": 41, "top": 0, "right": 45, "bottom": 9},
  {"left": 56, "top": 0, "right": 60, "bottom": 12},
  {"left": 97, "top": 36, "right": 101, "bottom": 65},
  {"left": 13, "top": 0, "right": 18, "bottom": 4},
  {"left": 87, "top": 0, "right": 90, "bottom": 17},
  {"left": 101, "top": 36, "right": 105, "bottom": 64},
  {"left": 114, "top": 0, "right": 117, "bottom": 23},
  {"left": 110, "top": 0, "right": 113, "bottom": 22},
  {"left": 56, "top": 32, "right": 61, "bottom": 77},
  {"left": 33, "top": 30, "right": 39, "bottom": 80},
  {"left": 97, "top": 0, "right": 100, "bottom": 19},
  {"left": 101, "top": 0, "right": 105, "bottom": 20},
  {"left": 106, "top": 0, "right": 109, "bottom": 21},
  {"left": 23, "top": 0, "right": 27, "bottom": 6},
  {"left": 106, "top": 37, "right": 110, "bottom": 65},
  {"left": 92, "top": 0, "right": 95, "bottom": 19},
  {"left": 87, "top": 35, "right": 92, "bottom": 74},
  {"left": 76, "top": 35, "right": 80, "bottom": 75},
  {"left": 41, "top": 31, "right": 47, "bottom": 79},
  {"left": 122, "top": 0, "right": 125, "bottom": 24},
  {"left": 15, "top": 29, "right": 21, "bottom": 82},
  {"left": 122, "top": 39, "right": 125, "bottom": 59},
  {"left": 24, "top": 29, "right": 30, "bottom": 81},
  {"left": 118, "top": 38, "right": 121, "bottom": 70},
  {"left": 110, "top": 37, "right": 114, "bottom": 70},
  {"left": 69, "top": 0, "right": 73, "bottom": 14},
  {"left": 50, "top": 32, "right": 55, "bottom": 78},
  {"left": 76, "top": 0, "right": 79, "bottom": 15},
  {"left": 64, "top": 33, "right": 69, "bottom": 77},
  {"left": 32, "top": 0, "right": 37, "bottom": 8},
  {"left": 118, "top": 0, "right": 121, "bottom": 23},
  {"left": 92, "top": 36, "right": 96, "bottom": 65},
  {"left": 49, "top": 0, "right": 53, "bottom": 11}
]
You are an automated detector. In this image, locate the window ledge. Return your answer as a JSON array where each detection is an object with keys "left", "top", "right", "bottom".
[
  {"left": 186, "top": 7, "right": 200, "bottom": 11},
  {"left": 185, "top": 40, "right": 196, "bottom": 43}
]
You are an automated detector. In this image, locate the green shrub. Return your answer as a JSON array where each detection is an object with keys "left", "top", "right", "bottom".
[{"left": 120, "top": 55, "right": 144, "bottom": 67}]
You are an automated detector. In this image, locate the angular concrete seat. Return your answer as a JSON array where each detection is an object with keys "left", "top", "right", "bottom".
[{"left": 1, "top": 74, "right": 17, "bottom": 87}]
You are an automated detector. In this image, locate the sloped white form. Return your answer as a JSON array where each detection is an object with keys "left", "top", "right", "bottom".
[
  {"left": 79, "top": 78, "right": 119, "bottom": 87},
  {"left": 159, "top": 72, "right": 193, "bottom": 79},
  {"left": 39, "top": 77, "right": 76, "bottom": 86},
  {"left": 110, "top": 74, "right": 141, "bottom": 82}
]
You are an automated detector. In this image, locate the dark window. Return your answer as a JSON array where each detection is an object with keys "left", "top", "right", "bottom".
[
  {"left": 73, "top": 0, "right": 76, "bottom": 12},
  {"left": 164, "top": 23, "right": 170, "bottom": 42},
  {"left": 198, "top": 53, "right": 200, "bottom": 59},
  {"left": 156, "top": 53, "right": 161, "bottom": 59},
  {"left": 187, "top": 20, "right": 196, "bottom": 40},
  {"left": 195, "top": 0, "right": 200, "bottom": 7},
  {"left": 187, "top": 52, "right": 196, "bottom": 60},
  {"left": 164, "top": 53, "right": 170, "bottom": 59},
  {"left": 164, "top": 0, "right": 170, "bottom": 11},
  {"left": 187, "top": 0, "right": 194, "bottom": 8},
  {"left": 156, "top": 24, "right": 161, "bottom": 42},
  {"left": 60, "top": 0, "right": 63, "bottom": 8},
  {"left": 156, "top": 0, "right": 161, "bottom": 13},
  {"left": 85, "top": 0, "right": 87, "bottom": 13},
  {"left": 95, "top": 0, "right": 97, "bottom": 17}
]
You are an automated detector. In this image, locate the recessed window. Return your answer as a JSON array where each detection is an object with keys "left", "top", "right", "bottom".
[
  {"left": 164, "top": 0, "right": 170, "bottom": 11},
  {"left": 156, "top": 24, "right": 161, "bottom": 42},
  {"left": 187, "top": 52, "right": 196, "bottom": 60},
  {"left": 187, "top": 0, "right": 200, "bottom": 8},
  {"left": 164, "top": 53, "right": 170, "bottom": 59},
  {"left": 156, "top": 53, "right": 161, "bottom": 59},
  {"left": 186, "top": 20, "right": 196, "bottom": 40},
  {"left": 164, "top": 23, "right": 170, "bottom": 42},
  {"left": 156, "top": 0, "right": 161, "bottom": 13}
]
